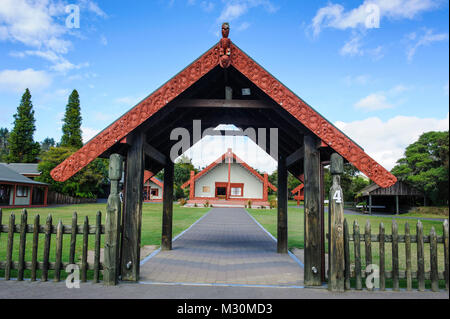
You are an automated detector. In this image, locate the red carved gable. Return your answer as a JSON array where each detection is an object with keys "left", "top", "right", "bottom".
[{"left": 50, "top": 39, "right": 396, "bottom": 188}]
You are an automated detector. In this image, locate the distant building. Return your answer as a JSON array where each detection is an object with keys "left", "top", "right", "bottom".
[
  {"left": 0, "top": 163, "right": 48, "bottom": 208},
  {"left": 143, "top": 170, "right": 163, "bottom": 202},
  {"left": 358, "top": 181, "right": 424, "bottom": 214},
  {"left": 181, "top": 149, "right": 277, "bottom": 207}
]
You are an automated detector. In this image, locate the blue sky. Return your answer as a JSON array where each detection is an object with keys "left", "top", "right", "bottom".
[{"left": 0, "top": 0, "right": 448, "bottom": 173}]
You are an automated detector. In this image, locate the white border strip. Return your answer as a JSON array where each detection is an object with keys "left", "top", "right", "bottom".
[
  {"left": 245, "top": 209, "right": 305, "bottom": 268},
  {"left": 138, "top": 280, "right": 305, "bottom": 289},
  {"left": 140, "top": 208, "right": 212, "bottom": 266}
]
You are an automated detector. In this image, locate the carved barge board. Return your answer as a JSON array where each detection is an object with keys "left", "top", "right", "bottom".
[{"left": 51, "top": 40, "right": 396, "bottom": 189}]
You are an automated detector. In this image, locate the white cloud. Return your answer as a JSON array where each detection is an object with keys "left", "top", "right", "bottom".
[
  {"left": 82, "top": 126, "right": 100, "bottom": 143},
  {"left": 0, "top": 68, "right": 52, "bottom": 93},
  {"left": 0, "top": 0, "right": 106, "bottom": 72},
  {"left": 354, "top": 93, "right": 393, "bottom": 111},
  {"left": 406, "top": 29, "right": 448, "bottom": 62},
  {"left": 340, "top": 34, "right": 364, "bottom": 56},
  {"left": 335, "top": 113, "right": 449, "bottom": 171},
  {"left": 444, "top": 81, "right": 449, "bottom": 96},
  {"left": 343, "top": 74, "right": 371, "bottom": 86},
  {"left": 217, "top": 0, "right": 278, "bottom": 22},
  {"left": 312, "top": 0, "right": 438, "bottom": 36}
]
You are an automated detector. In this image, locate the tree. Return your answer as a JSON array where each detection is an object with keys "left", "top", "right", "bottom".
[
  {"left": 0, "top": 128, "right": 9, "bottom": 161},
  {"left": 7, "top": 89, "right": 40, "bottom": 163},
  {"left": 60, "top": 90, "right": 83, "bottom": 149},
  {"left": 36, "top": 146, "right": 108, "bottom": 198},
  {"left": 40, "top": 137, "right": 55, "bottom": 152},
  {"left": 391, "top": 131, "right": 449, "bottom": 205},
  {"left": 324, "top": 164, "right": 369, "bottom": 202}
]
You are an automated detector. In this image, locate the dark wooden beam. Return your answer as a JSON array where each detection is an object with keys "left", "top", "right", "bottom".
[
  {"left": 172, "top": 99, "right": 273, "bottom": 109},
  {"left": 120, "top": 130, "right": 144, "bottom": 282},
  {"left": 303, "top": 134, "right": 323, "bottom": 286},
  {"left": 143, "top": 142, "right": 166, "bottom": 165},
  {"left": 286, "top": 147, "right": 304, "bottom": 168},
  {"left": 161, "top": 159, "right": 174, "bottom": 251},
  {"left": 277, "top": 154, "right": 288, "bottom": 254}
]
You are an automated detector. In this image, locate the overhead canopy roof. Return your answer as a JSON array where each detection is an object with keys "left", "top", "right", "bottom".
[{"left": 50, "top": 37, "right": 396, "bottom": 188}]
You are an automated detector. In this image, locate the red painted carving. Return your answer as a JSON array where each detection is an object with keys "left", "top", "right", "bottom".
[
  {"left": 51, "top": 36, "right": 396, "bottom": 188},
  {"left": 219, "top": 23, "right": 231, "bottom": 68},
  {"left": 229, "top": 43, "right": 397, "bottom": 188},
  {"left": 50, "top": 43, "right": 220, "bottom": 182}
]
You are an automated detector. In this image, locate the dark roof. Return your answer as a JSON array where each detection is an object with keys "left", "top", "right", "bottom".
[
  {"left": 360, "top": 181, "right": 423, "bottom": 197},
  {"left": 0, "top": 164, "right": 47, "bottom": 186},
  {"left": 0, "top": 163, "right": 40, "bottom": 175}
]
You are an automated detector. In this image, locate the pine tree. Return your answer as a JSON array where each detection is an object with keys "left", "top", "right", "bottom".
[
  {"left": 0, "top": 128, "right": 9, "bottom": 161},
  {"left": 60, "top": 89, "right": 83, "bottom": 149},
  {"left": 7, "top": 89, "right": 40, "bottom": 163}
]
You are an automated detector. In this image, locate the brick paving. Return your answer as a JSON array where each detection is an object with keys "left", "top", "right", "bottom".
[{"left": 139, "top": 207, "right": 304, "bottom": 286}]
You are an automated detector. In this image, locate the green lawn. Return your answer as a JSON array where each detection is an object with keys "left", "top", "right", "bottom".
[
  {"left": 0, "top": 203, "right": 209, "bottom": 280},
  {"left": 248, "top": 206, "right": 448, "bottom": 274}
]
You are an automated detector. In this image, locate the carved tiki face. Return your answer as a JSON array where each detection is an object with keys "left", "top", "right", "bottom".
[{"left": 222, "top": 23, "right": 230, "bottom": 38}]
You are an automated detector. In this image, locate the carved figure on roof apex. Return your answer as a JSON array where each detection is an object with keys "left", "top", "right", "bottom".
[{"left": 219, "top": 22, "right": 231, "bottom": 68}]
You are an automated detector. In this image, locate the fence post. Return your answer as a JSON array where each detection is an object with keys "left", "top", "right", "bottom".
[
  {"left": 328, "top": 153, "right": 345, "bottom": 292},
  {"left": 417, "top": 220, "right": 425, "bottom": 291},
  {"left": 379, "top": 222, "right": 385, "bottom": 291},
  {"left": 17, "top": 210, "right": 27, "bottom": 281},
  {"left": 31, "top": 214, "right": 40, "bottom": 281},
  {"left": 354, "top": 221, "right": 362, "bottom": 290},
  {"left": 104, "top": 153, "right": 123, "bottom": 285},
  {"left": 343, "top": 219, "right": 351, "bottom": 290},
  {"left": 405, "top": 222, "right": 412, "bottom": 291},
  {"left": 430, "top": 227, "right": 439, "bottom": 292},
  {"left": 5, "top": 213, "right": 15, "bottom": 280},
  {"left": 392, "top": 220, "right": 399, "bottom": 291},
  {"left": 444, "top": 220, "right": 449, "bottom": 291}
]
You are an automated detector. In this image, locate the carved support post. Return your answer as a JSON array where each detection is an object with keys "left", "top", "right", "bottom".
[
  {"left": 189, "top": 170, "right": 195, "bottom": 200},
  {"left": 121, "top": 131, "right": 144, "bottom": 281},
  {"left": 104, "top": 154, "right": 123, "bottom": 285},
  {"left": 304, "top": 134, "right": 322, "bottom": 286},
  {"left": 277, "top": 154, "right": 288, "bottom": 254},
  {"left": 328, "top": 153, "right": 345, "bottom": 292},
  {"left": 161, "top": 159, "right": 174, "bottom": 251}
]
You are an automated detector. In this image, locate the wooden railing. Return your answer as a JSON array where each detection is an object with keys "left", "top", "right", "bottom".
[
  {"left": 0, "top": 209, "right": 104, "bottom": 283},
  {"left": 343, "top": 218, "right": 449, "bottom": 292}
]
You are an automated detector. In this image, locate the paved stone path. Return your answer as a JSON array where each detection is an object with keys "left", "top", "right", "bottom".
[{"left": 139, "top": 207, "right": 304, "bottom": 286}]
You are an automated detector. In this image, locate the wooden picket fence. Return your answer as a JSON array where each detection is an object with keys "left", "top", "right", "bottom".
[
  {"left": 0, "top": 208, "right": 104, "bottom": 283},
  {"left": 343, "top": 218, "right": 449, "bottom": 292}
]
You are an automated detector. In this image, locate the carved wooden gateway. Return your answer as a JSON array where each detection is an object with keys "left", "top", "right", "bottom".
[{"left": 51, "top": 25, "right": 396, "bottom": 288}]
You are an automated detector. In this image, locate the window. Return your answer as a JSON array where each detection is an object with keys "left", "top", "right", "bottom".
[
  {"left": 231, "top": 187, "right": 242, "bottom": 196},
  {"left": 151, "top": 188, "right": 159, "bottom": 196},
  {"left": 202, "top": 186, "right": 210, "bottom": 193},
  {"left": 16, "top": 186, "right": 29, "bottom": 197}
]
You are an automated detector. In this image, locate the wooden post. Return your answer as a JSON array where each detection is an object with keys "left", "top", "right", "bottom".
[
  {"left": 354, "top": 221, "right": 362, "bottom": 290},
  {"left": 395, "top": 195, "right": 399, "bottom": 215},
  {"left": 368, "top": 195, "right": 372, "bottom": 215},
  {"left": 17, "top": 210, "right": 27, "bottom": 281},
  {"left": 328, "top": 153, "right": 345, "bottom": 292},
  {"left": 104, "top": 153, "right": 123, "bottom": 285},
  {"left": 30, "top": 214, "right": 39, "bottom": 281},
  {"left": 277, "top": 154, "right": 288, "bottom": 254},
  {"left": 430, "top": 227, "right": 439, "bottom": 292},
  {"left": 41, "top": 214, "right": 52, "bottom": 281},
  {"left": 417, "top": 220, "right": 425, "bottom": 291},
  {"left": 121, "top": 131, "right": 145, "bottom": 281},
  {"left": 444, "top": 220, "right": 449, "bottom": 291},
  {"left": 343, "top": 219, "right": 351, "bottom": 290},
  {"left": 405, "top": 222, "right": 412, "bottom": 291},
  {"left": 365, "top": 220, "right": 373, "bottom": 291},
  {"left": 303, "top": 134, "right": 322, "bottom": 286},
  {"left": 161, "top": 159, "right": 174, "bottom": 251},
  {"left": 379, "top": 222, "right": 385, "bottom": 291},
  {"left": 392, "top": 221, "right": 399, "bottom": 291}
]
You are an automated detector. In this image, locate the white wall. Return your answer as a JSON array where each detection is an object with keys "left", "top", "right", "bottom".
[
  {"left": 146, "top": 180, "right": 162, "bottom": 200},
  {"left": 194, "top": 163, "right": 263, "bottom": 199}
]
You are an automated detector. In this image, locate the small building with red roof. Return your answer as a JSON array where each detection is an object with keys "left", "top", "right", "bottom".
[
  {"left": 143, "top": 170, "right": 164, "bottom": 202},
  {"left": 181, "top": 148, "right": 277, "bottom": 207}
]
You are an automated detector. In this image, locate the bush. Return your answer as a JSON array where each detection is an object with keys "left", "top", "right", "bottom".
[
  {"left": 179, "top": 198, "right": 187, "bottom": 206},
  {"left": 269, "top": 199, "right": 277, "bottom": 209},
  {"left": 247, "top": 200, "right": 252, "bottom": 208},
  {"left": 204, "top": 200, "right": 210, "bottom": 207}
]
